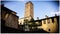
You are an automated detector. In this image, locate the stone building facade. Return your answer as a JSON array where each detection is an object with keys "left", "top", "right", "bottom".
[
  {"left": 37, "top": 16, "right": 59, "bottom": 33},
  {"left": 18, "top": 1, "right": 59, "bottom": 33},
  {"left": 1, "top": 5, "right": 19, "bottom": 29},
  {"left": 18, "top": 16, "right": 32, "bottom": 25}
]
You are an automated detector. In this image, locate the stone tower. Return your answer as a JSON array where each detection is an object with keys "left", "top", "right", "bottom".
[{"left": 24, "top": 1, "right": 34, "bottom": 18}]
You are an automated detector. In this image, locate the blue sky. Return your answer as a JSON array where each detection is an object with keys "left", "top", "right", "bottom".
[
  {"left": 1, "top": 1, "right": 59, "bottom": 20},
  {"left": 2, "top": 0, "right": 58, "bottom": 1}
]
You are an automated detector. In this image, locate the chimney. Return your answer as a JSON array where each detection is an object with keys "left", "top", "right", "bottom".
[
  {"left": 37, "top": 17, "right": 39, "bottom": 20},
  {"left": 55, "top": 14, "right": 57, "bottom": 16},
  {"left": 45, "top": 15, "right": 48, "bottom": 18}
]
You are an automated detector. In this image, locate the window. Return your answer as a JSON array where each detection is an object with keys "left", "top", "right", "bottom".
[
  {"left": 52, "top": 18, "right": 54, "bottom": 24},
  {"left": 20, "top": 23, "right": 21, "bottom": 25},
  {"left": 48, "top": 19, "right": 50, "bottom": 24},
  {"left": 40, "top": 21, "right": 42, "bottom": 26},
  {"left": 44, "top": 20, "right": 46, "bottom": 24}
]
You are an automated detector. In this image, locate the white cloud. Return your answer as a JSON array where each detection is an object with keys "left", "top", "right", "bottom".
[{"left": 50, "top": 11, "right": 60, "bottom": 16}]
